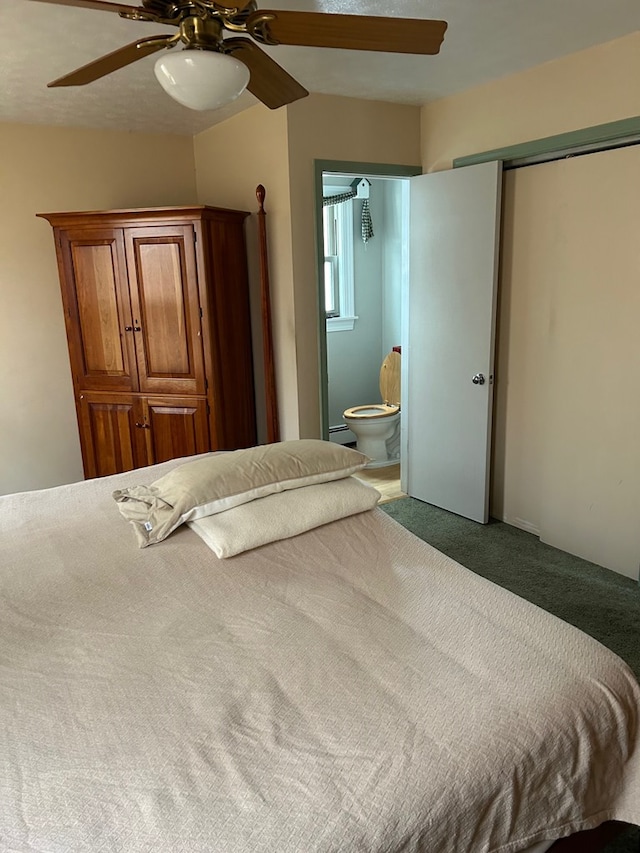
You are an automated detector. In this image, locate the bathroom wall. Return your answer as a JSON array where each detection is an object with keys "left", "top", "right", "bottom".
[
  {"left": 325, "top": 176, "right": 405, "bottom": 440},
  {"left": 381, "top": 180, "right": 406, "bottom": 358},
  {"left": 325, "top": 177, "right": 382, "bottom": 433}
]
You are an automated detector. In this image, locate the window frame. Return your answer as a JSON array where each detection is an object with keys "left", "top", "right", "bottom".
[{"left": 322, "top": 189, "right": 356, "bottom": 332}]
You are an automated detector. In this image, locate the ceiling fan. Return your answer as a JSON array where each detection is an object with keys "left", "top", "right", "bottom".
[{"left": 30, "top": 0, "right": 448, "bottom": 111}]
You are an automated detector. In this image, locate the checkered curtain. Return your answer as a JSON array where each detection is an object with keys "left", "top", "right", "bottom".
[
  {"left": 322, "top": 190, "right": 375, "bottom": 245},
  {"left": 361, "top": 199, "right": 374, "bottom": 244}
]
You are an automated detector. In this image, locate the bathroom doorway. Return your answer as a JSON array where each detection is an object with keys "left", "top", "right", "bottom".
[
  {"left": 314, "top": 161, "right": 421, "bottom": 498},
  {"left": 315, "top": 159, "right": 501, "bottom": 521}
]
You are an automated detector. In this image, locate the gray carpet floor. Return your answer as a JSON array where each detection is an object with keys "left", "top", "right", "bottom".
[{"left": 381, "top": 498, "right": 640, "bottom": 853}]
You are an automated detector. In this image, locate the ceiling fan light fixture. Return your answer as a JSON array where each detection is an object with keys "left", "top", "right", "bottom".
[{"left": 154, "top": 49, "right": 250, "bottom": 111}]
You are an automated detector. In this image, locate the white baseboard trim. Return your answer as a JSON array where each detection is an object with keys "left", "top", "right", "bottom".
[{"left": 497, "top": 514, "right": 541, "bottom": 537}]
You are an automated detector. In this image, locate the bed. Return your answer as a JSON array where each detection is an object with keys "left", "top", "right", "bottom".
[{"left": 1, "top": 442, "right": 639, "bottom": 852}]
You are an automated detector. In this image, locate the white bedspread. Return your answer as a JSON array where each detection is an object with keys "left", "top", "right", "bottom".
[{"left": 1, "top": 459, "right": 639, "bottom": 852}]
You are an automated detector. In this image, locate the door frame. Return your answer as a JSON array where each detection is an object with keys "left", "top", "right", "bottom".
[
  {"left": 313, "top": 160, "right": 422, "bottom": 442},
  {"left": 453, "top": 114, "right": 640, "bottom": 170}
]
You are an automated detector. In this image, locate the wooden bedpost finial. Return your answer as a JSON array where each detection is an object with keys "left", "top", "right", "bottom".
[{"left": 255, "top": 184, "right": 279, "bottom": 443}]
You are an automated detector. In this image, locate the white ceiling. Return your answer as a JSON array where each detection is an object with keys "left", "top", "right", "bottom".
[{"left": 2, "top": 0, "right": 640, "bottom": 136}]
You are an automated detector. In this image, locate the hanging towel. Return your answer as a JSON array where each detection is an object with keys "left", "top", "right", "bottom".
[{"left": 361, "top": 198, "right": 374, "bottom": 244}]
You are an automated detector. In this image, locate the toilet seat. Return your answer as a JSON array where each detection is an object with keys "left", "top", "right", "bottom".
[
  {"left": 343, "top": 403, "right": 399, "bottom": 419},
  {"left": 343, "top": 351, "right": 401, "bottom": 421}
]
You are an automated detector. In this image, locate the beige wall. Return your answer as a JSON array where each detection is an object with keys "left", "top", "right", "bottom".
[
  {"left": 193, "top": 105, "right": 298, "bottom": 441},
  {"left": 193, "top": 95, "right": 422, "bottom": 442},
  {"left": 421, "top": 33, "right": 640, "bottom": 578},
  {"left": 0, "top": 123, "right": 197, "bottom": 495},
  {"left": 422, "top": 31, "right": 640, "bottom": 171},
  {"left": 286, "top": 94, "right": 422, "bottom": 437},
  {"left": 1, "top": 96, "right": 420, "bottom": 495}
]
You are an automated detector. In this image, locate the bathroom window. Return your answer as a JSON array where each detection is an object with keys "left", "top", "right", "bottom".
[{"left": 323, "top": 194, "right": 356, "bottom": 332}]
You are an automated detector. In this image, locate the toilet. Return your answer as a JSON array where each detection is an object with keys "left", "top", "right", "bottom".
[{"left": 343, "top": 351, "right": 401, "bottom": 468}]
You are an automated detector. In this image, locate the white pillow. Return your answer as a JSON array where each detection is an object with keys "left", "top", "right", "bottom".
[
  {"left": 113, "top": 440, "right": 369, "bottom": 547},
  {"left": 188, "top": 476, "right": 380, "bottom": 558}
]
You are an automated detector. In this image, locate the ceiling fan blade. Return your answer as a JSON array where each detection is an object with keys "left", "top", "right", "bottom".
[
  {"left": 247, "top": 11, "right": 447, "bottom": 55},
  {"left": 224, "top": 37, "right": 308, "bottom": 109},
  {"left": 48, "top": 35, "right": 174, "bottom": 87},
  {"left": 29, "top": 0, "right": 151, "bottom": 16}
]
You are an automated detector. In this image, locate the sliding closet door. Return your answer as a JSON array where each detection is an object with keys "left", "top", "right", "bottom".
[{"left": 494, "top": 146, "right": 640, "bottom": 578}]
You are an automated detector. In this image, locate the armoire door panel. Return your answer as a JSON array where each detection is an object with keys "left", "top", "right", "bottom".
[
  {"left": 60, "top": 230, "right": 136, "bottom": 392},
  {"left": 143, "top": 397, "right": 209, "bottom": 465},
  {"left": 78, "top": 394, "right": 148, "bottom": 479},
  {"left": 136, "top": 241, "right": 190, "bottom": 375},
  {"left": 125, "top": 226, "right": 205, "bottom": 396}
]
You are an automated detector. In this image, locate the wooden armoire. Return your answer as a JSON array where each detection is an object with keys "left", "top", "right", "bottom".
[{"left": 39, "top": 205, "right": 256, "bottom": 479}]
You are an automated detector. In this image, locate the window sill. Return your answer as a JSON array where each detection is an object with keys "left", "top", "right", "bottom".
[{"left": 327, "top": 315, "right": 358, "bottom": 332}]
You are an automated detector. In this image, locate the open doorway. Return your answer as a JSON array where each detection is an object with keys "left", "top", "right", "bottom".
[
  {"left": 315, "top": 159, "right": 502, "bottom": 522},
  {"left": 314, "top": 161, "right": 421, "bottom": 499}
]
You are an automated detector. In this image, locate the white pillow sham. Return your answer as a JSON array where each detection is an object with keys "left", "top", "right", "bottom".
[
  {"left": 188, "top": 476, "right": 380, "bottom": 558},
  {"left": 113, "top": 440, "right": 369, "bottom": 547}
]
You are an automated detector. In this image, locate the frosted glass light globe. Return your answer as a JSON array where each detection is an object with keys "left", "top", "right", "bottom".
[{"left": 154, "top": 50, "right": 250, "bottom": 111}]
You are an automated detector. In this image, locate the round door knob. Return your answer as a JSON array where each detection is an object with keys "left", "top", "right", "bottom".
[{"left": 472, "top": 373, "right": 485, "bottom": 385}]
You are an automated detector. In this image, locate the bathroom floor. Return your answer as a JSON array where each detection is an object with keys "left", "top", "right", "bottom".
[{"left": 353, "top": 463, "right": 405, "bottom": 504}]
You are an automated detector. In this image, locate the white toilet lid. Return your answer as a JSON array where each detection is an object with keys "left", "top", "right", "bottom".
[{"left": 379, "top": 351, "right": 401, "bottom": 406}]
